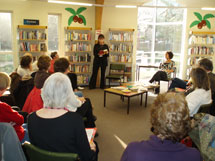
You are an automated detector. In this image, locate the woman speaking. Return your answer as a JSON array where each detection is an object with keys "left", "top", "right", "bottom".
[{"left": 89, "top": 34, "right": 109, "bottom": 89}]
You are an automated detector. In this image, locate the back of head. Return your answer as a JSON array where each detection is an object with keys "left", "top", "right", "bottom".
[
  {"left": 166, "top": 51, "right": 174, "bottom": 59},
  {"left": 151, "top": 92, "right": 191, "bottom": 142},
  {"left": 0, "top": 72, "right": 11, "bottom": 91},
  {"left": 50, "top": 51, "right": 58, "bottom": 59},
  {"left": 54, "top": 58, "right": 70, "bottom": 73},
  {"left": 37, "top": 55, "right": 51, "bottom": 71},
  {"left": 20, "top": 55, "right": 33, "bottom": 69},
  {"left": 199, "top": 58, "right": 213, "bottom": 72},
  {"left": 41, "top": 72, "right": 73, "bottom": 108},
  {"left": 191, "top": 67, "right": 210, "bottom": 91}
]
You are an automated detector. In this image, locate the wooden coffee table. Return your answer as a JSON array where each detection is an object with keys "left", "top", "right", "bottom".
[{"left": 104, "top": 88, "right": 148, "bottom": 114}]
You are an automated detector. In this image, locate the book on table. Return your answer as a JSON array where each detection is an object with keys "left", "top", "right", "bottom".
[{"left": 85, "top": 128, "right": 97, "bottom": 143}]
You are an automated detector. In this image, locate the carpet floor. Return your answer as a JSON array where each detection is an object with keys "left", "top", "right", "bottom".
[{"left": 82, "top": 88, "right": 156, "bottom": 161}]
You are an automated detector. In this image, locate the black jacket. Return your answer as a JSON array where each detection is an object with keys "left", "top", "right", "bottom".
[{"left": 93, "top": 43, "right": 109, "bottom": 66}]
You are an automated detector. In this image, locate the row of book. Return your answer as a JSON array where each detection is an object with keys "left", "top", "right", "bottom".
[
  {"left": 109, "top": 55, "right": 132, "bottom": 63},
  {"left": 188, "top": 47, "right": 214, "bottom": 55},
  {"left": 109, "top": 32, "right": 133, "bottom": 41},
  {"left": 110, "top": 67, "right": 132, "bottom": 73},
  {"left": 77, "top": 75, "right": 90, "bottom": 85},
  {"left": 66, "top": 32, "right": 91, "bottom": 41},
  {"left": 110, "top": 44, "right": 133, "bottom": 53},
  {"left": 70, "top": 65, "right": 90, "bottom": 73},
  {"left": 69, "top": 54, "right": 91, "bottom": 63},
  {"left": 19, "top": 30, "right": 46, "bottom": 40},
  {"left": 189, "top": 35, "right": 215, "bottom": 44},
  {"left": 20, "top": 42, "right": 47, "bottom": 52},
  {"left": 67, "top": 43, "right": 92, "bottom": 52}
]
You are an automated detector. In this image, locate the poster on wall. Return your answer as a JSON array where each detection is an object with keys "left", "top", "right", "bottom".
[
  {"left": 190, "top": 12, "right": 214, "bottom": 29},
  {"left": 65, "top": 7, "right": 87, "bottom": 26},
  {"left": 95, "top": 30, "right": 103, "bottom": 40}
]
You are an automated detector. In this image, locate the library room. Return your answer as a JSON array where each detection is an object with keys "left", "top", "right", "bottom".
[{"left": 0, "top": 0, "right": 215, "bottom": 161}]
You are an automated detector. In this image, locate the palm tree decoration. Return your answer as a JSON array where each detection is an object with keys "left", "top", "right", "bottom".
[
  {"left": 190, "top": 12, "right": 214, "bottom": 29},
  {"left": 65, "top": 7, "right": 87, "bottom": 26}
]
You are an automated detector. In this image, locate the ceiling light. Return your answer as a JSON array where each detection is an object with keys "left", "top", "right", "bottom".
[
  {"left": 48, "top": 0, "right": 93, "bottom": 6},
  {"left": 115, "top": 5, "right": 137, "bottom": 8},
  {"left": 201, "top": 8, "right": 215, "bottom": 11}
]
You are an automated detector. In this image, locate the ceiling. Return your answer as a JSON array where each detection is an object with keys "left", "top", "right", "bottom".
[{"left": 3, "top": 0, "right": 215, "bottom": 8}]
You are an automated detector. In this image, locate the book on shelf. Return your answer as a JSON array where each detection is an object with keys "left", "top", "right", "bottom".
[
  {"left": 77, "top": 75, "right": 90, "bottom": 85},
  {"left": 70, "top": 65, "right": 90, "bottom": 73},
  {"left": 110, "top": 55, "right": 132, "bottom": 63},
  {"left": 109, "top": 32, "right": 133, "bottom": 41},
  {"left": 69, "top": 54, "right": 91, "bottom": 63},
  {"left": 66, "top": 32, "right": 91, "bottom": 41},
  {"left": 188, "top": 46, "right": 214, "bottom": 55},
  {"left": 125, "top": 67, "right": 132, "bottom": 72},
  {"left": 189, "top": 35, "right": 215, "bottom": 44},
  {"left": 19, "top": 30, "right": 46, "bottom": 40},
  {"left": 19, "top": 42, "right": 47, "bottom": 52},
  {"left": 110, "top": 44, "right": 132, "bottom": 53},
  {"left": 67, "top": 42, "right": 92, "bottom": 52}
]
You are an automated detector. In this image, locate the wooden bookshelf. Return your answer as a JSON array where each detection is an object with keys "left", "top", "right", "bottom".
[
  {"left": 109, "top": 28, "right": 135, "bottom": 32},
  {"left": 18, "top": 25, "right": 47, "bottom": 29},
  {"left": 65, "top": 27, "right": 92, "bottom": 31}
]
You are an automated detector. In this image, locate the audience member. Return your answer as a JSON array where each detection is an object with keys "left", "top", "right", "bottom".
[
  {"left": 121, "top": 92, "right": 202, "bottom": 161},
  {"left": 186, "top": 67, "right": 212, "bottom": 117},
  {"left": 49, "top": 51, "right": 59, "bottom": 74},
  {"left": 0, "top": 72, "right": 28, "bottom": 143},
  {"left": 17, "top": 54, "right": 33, "bottom": 78},
  {"left": 28, "top": 73, "right": 98, "bottom": 161},
  {"left": 22, "top": 55, "right": 51, "bottom": 113}
]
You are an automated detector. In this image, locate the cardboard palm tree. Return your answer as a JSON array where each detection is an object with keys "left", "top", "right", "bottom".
[
  {"left": 190, "top": 12, "right": 214, "bottom": 29},
  {"left": 65, "top": 7, "right": 87, "bottom": 26}
]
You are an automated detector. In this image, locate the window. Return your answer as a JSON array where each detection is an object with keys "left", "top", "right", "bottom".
[
  {"left": 137, "top": 0, "right": 186, "bottom": 80},
  {"left": 0, "top": 12, "right": 13, "bottom": 74},
  {"left": 48, "top": 15, "right": 59, "bottom": 52}
]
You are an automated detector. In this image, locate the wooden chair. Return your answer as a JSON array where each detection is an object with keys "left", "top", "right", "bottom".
[
  {"left": 23, "top": 143, "right": 79, "bottom": 161},
  {"left": 106, "top": 64, "right": 126, "bottom": 87}
]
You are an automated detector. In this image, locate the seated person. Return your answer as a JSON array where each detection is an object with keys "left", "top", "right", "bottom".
[
  {"left": 54, "top": 57, "right": 83, "bottom": 97},
  {"left": 54, "top": 58, "right": 96, "bottom": 128},
  {"left": 169, "top": 58, "right": 215, "bottom": 94},
  {"left": 0, "top": 72, "right": 28, "bottom": 143},
  {"left": 49, "top": 51, "right": 59, "bottom": 74},
  {"left": 149, "top": 51, "right": 175, "bottom": 83},
  {"left": 28, "top": 73, "right": 98, "bottom": 161},
  {"left": 186, "top": 67, "right": 212, "bottom": 117},
  {"left": 17, "top": 53, "right": 33, "bottom": 78},
  {"left": 121, "top": 92, "right": 202, "bottom": 161},
  {"left": 22, "top": 55, "right": 51, "bottom": 113}
]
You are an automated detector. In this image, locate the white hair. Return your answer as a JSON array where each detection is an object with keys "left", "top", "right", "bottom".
[{"left": 41, "top": 72, "right": 75, "bottom": 108}]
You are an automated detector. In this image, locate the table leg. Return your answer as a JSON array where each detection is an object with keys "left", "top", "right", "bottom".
[
  {"left": 140, "top": 93, "right": 143, "bottom": 106},
  {"left": 104, "top": 91, "right": 106, "bottom": 107},
  {"left": 145, "top": 92, "right": 148, "bottom": 108},
  {"left": 127, "top": 97, "right": 130, "bottom": 114}
]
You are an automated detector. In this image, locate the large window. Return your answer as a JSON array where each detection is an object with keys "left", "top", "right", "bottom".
[
  {"left": 48, "top": 14, "right": 59, "bottom": 52},
  {"left": 0, "top": 12, "right": 13, "bottom": 73},
  {"left": 137, "top": 0, "right": 186, "bottom": 80}
]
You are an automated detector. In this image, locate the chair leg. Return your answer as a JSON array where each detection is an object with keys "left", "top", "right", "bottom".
[{"left": 109, "top": 79, "right": 111, "bottom": 88}]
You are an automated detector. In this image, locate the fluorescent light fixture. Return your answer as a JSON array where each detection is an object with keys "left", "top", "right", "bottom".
[
  {"left": 48, "top": 0, "right": 93, "bottom": 6},
  {"left": 115, "top": 5, "right": 137, "bottom": 8},
  {"left": 201, "top": 7, "right": 215, "bottom": 11}
]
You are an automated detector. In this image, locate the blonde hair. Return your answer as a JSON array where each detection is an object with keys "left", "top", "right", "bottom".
[
  {"left": 151, "top": 92, "right": 191, "bottom": 142},
  {"left": 0, "top": 72, "right": 11, "bottom": 91}
]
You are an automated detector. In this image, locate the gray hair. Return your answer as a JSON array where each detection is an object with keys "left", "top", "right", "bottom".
[{"left": 41, "top": 72, "right": 74, "bottom": 108}]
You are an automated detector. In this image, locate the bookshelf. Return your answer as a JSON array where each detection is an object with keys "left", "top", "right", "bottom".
[
  {"left": 109, "top": 28, "right": 134, "bottom": 82},
  {"left": 65, "top": 27, "right": 92, "bottom": 86},
  {"left": 186, "top": 31, "right": 215, "bottom": 77},
  {"left": 17, "top": 25, "right": 47, "bottom": 60}
]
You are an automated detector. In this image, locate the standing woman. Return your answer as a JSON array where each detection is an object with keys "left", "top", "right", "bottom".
[{"left": 89, "top": 34, "right": 109, "bottom": 89}]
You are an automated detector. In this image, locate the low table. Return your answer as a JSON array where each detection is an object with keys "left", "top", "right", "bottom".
[{"left": 104, "top": 88, "right": 148, "bottom": 114}]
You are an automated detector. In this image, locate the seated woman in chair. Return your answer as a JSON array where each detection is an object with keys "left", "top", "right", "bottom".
[
  {"left": 121, "top": 92, "right": 202, "bottom": 161},
  {"left": 28, "top": 73, "right": 98, "bottom": 161},
  {"left": 186, "top": 67, "right": 212, "bottom": 117},
  {"left": 149, "top": 51, "right": 175, "bottom": 83}
]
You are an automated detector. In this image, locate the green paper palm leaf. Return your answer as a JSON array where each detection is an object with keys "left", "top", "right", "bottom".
[
  {"left": 68, "top": 15, "right": 75, "bottom": 26},
  {"left": 79, "top": 15, "right": 86, "bottom": 26},
  {"left": 65, "top": 8, "right": 76, "bottom": 15},
  {"left": 190, "top": 20, "right": 200, "bottom": 28},
  {"left": 205, "top": 19, "right": 211, "bottom": 29},
  {"left": 194, "top": 12, "right": 202, "bottom": 21},
  {"left": 203, "top": 14, "right": 215, "bottom": 20},
  {"left": 77, "top": 7, "right": 87, "bottom": 15}
]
